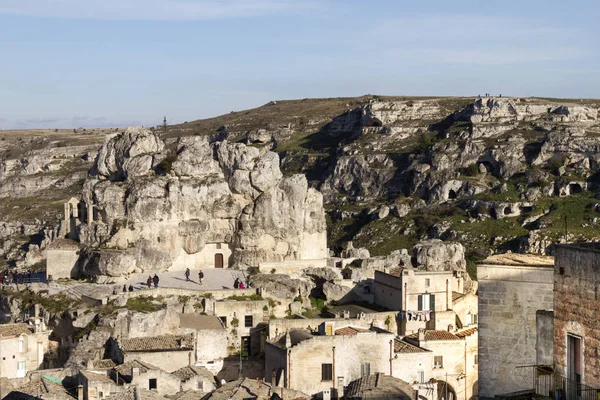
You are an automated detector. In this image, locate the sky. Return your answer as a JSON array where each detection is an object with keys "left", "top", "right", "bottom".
[{"left": 0, "top": 0, "right": 599, "bottom": 129}]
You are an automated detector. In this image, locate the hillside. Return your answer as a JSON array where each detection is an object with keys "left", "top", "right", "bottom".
[{"left": 2, "top": 95, "right": 600, "bottom": 277}]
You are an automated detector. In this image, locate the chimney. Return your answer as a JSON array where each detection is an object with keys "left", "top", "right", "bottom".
[
  {"left": 417, "top": 328, "right": 425, "bottom": 342},
  {"left": 132, "top": 367, "right": 140, "bottom": 377},
  {"left": 77, "top": 385, "right": 83, "bottom": 400},
  {"left": 343, "top": 310, "right": 350, "bottom": 319},
  {"left": 284, "top": 332, "right": 291, "bottom": 348}
]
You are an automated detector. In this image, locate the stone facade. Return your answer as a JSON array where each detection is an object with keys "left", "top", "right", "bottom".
[
  {"left": 477, "top": 255, "right": 554, "bottom": 398},
  {"left": 554, "top": 245, "right": 600, "bottom": 388},
  {"left": 265, "top": 323, "right": 395, "bottom": 397},
  {"left": 374, "top": 269, "right": 468, "bottom": 334},
  {"left": 0, "top": 323, "right": 51, "bottom": 379},
  {"left": 178, "top": 314, "right": 228, "bottom": 374},
  {"left": 46, "top": 239, "right": 80, "bottom": 280},
  {"left": 536, "top": 310, "right": 554, "bottom": 365}
]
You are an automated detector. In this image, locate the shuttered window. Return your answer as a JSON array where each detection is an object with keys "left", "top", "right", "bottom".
[
  {"left": 418, "top": 294, "right": 435, "bottom": 311},
  {"left": 322, "top": 364, "right": 333, "bottom": 381}
]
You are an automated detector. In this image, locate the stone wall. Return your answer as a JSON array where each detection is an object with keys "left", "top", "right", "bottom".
[
  {"left": 477, "top": 263, "right": 554, "bottom": 398},
  {"left": 130, "top": 368, "right": 182, "bottom": 395},
  {"left": 123, "top": 350, "right": 192, "bottom": 373},
  {"left": 258, "top": 259, "right": 328, "bottom": 276},
  {"left": 266, "top": 331, "right": 394, "bottom": 396},
  {"left": 0, "top": 329, "right": 50, "bottom": 379},
  {"left": 554, "top": 245, "right": 600, "bottom": 388},
  {"left": 46, "top": 248, "right": 79, "bottom": 279}
]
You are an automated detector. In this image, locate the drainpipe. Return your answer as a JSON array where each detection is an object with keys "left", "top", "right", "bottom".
[
  {"left": 446, "top": 280, "right": 449, "bottom": 310},
  {"left": 389, "top": 340, "right": 394, "bottom": 376},
  {"left": 403, "top": 283, "right": 407, "bottom": 311},
  {"left": 332, "top": 346, "right": 336, "bottom": 390}
]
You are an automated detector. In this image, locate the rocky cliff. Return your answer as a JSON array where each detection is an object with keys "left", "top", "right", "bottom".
[{"left": 2, "top": 95, "right": 600, "bottom": 275}]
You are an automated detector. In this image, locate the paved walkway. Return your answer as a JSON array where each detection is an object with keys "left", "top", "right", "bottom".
[{"left": 122, "top": 269, "right": 248, "bottom": 291}]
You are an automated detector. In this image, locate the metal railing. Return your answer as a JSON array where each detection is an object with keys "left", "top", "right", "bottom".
[{"left": 521, "top": 365, "right": 600, "bottom": 400}]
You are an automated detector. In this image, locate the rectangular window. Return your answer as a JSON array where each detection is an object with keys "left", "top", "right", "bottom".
[
  {"left": 418, "top": 294, "right": 435, "bottom": 311},
  {"left": 472, "top": 314, "right": 478, "bottom": 324},
  {"left": 244, "top": 315, "right": 253, "bottom": 327},
  {"left": 18, "top": 339, "right": 24, "bottom": 353},
  {"left": 425, "top": 278, "right": 430, "bottom": 288},
  {"left": 321, "top": 363, "right": 333, "bottom": 381},
  {"left": 474, "top": 354, "right": 478, "bottom": 365},
  {"left": 216, "top": 243, "right": 222, "bottom": 249},
  {"left": 418, "top": 370, "right": 425, "bottom": 384},
  {"left": 434, "top": 356, "right": 443, "bottom": 368},
  {"left": 219, "top": 316, "right": 227, "bottom": 326},
  {"left": 149, "top": 378, "right": 157, "bottom": 390},
  {"left": 361, "top": 363, "right": 370, "bottom": 377},
  {"left": 17, "top": 361, "right": 26, "bottom": 377}
]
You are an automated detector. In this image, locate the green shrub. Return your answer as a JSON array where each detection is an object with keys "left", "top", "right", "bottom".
[{"left": 126, "top": 296, "right": 163, "bottom": 313}]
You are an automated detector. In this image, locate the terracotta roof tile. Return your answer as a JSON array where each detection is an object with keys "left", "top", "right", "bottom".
[
  {"left": 93, "top": 359, "right": 117, "bottom": 369},
  {"left": 394, "top": 338, "right": 429, "bottom": 353},
  {"left": 452, "top": 291, "right": 465, "bottom": 302},
  {"left": 171, "top": 366, "right": 214, "bottom": 382},
  {"left": 121, "top": 333, "right": 194, "bottom": 352},
  {"left": 455, "top": 327, "right": 478, "bottom": 338},
  {"left": 406, "top": 330, "right": 461, "bottom": 341},
  {"left": 79, "top": 369, "right": 115, "bottom": 384},
  {"left": 335, "top": 326, "right": 369, "bottom": 336},
  {"left": 0, "top": 323, "right": 32, "bottom": 337}
]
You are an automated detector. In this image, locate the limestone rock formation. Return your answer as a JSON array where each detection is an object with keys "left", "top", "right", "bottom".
[
  {"left": 413, "top": 240, "right": 467, "bottom": 271},
  {"left": 79, "top": 127, "right": 327, "bottom": 276}
]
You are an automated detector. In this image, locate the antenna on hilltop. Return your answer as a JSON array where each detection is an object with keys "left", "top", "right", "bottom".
[{"left": 163, "top": 116, "right": 167, "bottom": 134}]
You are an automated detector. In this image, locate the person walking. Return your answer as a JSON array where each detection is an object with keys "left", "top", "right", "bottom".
[
  {"left": 239, "top": 281, "right": 245, "bottom": 289},
  {"left": 198, "top": 270, "right": 204, "bottom": 285},
  {"left": 153, "top": 274, "right": 159, "bottom": 288},
  {"left": 185, "top": 268, "right": 190, "bottom": 281},
  {"left": 234, "top": 277, "right": 240, "bottom": 289},
  {"left": 122, "top": 285, "right": 127, "bottom": 293},
  {"left": 147, "top": 275, "right": 152, "bottom": 289},
  {"left": 128, "top": 285, "right": 134, "bottom": 292}
]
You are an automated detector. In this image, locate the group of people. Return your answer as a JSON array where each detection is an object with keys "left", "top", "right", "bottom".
[
  {"left": 233, "top": 277, "right": 248, "bottom": 289},
  {"left": 146, "top": 274, "right": 160, "bottom": 288},
  {"left": 184, "top": 268, "right": 204, "bottom": 284}
]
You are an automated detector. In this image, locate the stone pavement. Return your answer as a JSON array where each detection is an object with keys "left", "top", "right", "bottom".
[{"left": 122, "top": 269, "right": 248, "bottom": 291}]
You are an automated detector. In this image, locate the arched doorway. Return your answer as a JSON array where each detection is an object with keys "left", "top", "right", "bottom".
[
  {"left": 437, "top": 381, "right": 457, "bottom": 400},
  {"left": 214, "top": 253, "right": 224, "bottom": 268}
]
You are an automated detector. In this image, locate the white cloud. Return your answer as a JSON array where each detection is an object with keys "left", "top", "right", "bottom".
[{"left": 0, "top": 0, "right": 316, "bottom": 20}]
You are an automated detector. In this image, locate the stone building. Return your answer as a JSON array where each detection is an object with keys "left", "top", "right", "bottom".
[
  {"left": 264, "top": 322, "right": 395, "bottom": 397},
  {"left": 171, "top": 365, "right": 216, "bottom": 392},
  {"left": 45, "top": 238, "right": 80, "bottom": 280},
  {"left": 114, "top": 360, "right": 182, "bottom": 396},
  {"left": 111, "top": 334, "right": 195, "bottom": 373},
  {"left": 178, "top": 314, "right": 228, "bottom": 374},
  {"left": 374, "top": 269, "right": 475, "bottom": 334},
  {"left": 553, "top": 244, "right": 600, "bottom": 389},
  {"left": 477, "top": 253, "right": 554, "bottom": 399},
  {"left": 0, "top": 323, "right": 51, "bottom": 379},
  {"left": 208, "top": 298, "right": 270, "bottom": 355},
  {"left": 402, "top": 328, "right": 478, "bottom": 400}
]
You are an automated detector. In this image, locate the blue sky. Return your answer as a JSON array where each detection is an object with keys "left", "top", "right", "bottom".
[{"left": 0, "top": 0, "right": 598, "bottom": 129}]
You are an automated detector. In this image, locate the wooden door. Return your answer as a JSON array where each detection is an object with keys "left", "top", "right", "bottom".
[{"left": 215, "top": 253, "right": 224, "bottom": 268}]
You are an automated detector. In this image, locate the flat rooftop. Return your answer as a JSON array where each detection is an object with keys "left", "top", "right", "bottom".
[{"left": 478, "top": 253, "right": 554, "bottom": 267}]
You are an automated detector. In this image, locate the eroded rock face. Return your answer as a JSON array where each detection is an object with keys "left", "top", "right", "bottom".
[
  {"left": 413, "top": 240, "right": 466, "bottom": 271},
  {"left": 80, "top": 128, "right": 327, "bottom": 276}
]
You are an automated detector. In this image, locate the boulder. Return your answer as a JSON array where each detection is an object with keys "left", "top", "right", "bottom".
[{"left": 413, "top": 240, "right": 466, "bottom": 271}]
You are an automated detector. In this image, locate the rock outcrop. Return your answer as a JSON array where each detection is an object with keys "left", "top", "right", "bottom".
[{"left": 79, "top": 127, "right": 327, "bottom": 276}]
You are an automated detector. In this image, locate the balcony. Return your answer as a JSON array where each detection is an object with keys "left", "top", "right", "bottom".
[{"left": 517, "top": 365, "right": 600, "bottom": 400}]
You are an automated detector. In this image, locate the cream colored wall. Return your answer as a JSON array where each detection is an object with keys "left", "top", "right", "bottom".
[
  {"left": 0, "top": 331, "right": 49, "bottom": 379},
  {"left": 392, "top": 351, "right": 434, "bottom": 385},
  {"left": 172, "top": 243, "right": 232, "bottom": 271},
  {"left": 404, "top": 271, "right": 454, "bottom": 312},
  {"left": 130, "top": 369, "right": 182, "bottom": 395},
  {"left": 192, "top": 329, "right": 228, "bottom": 374},
  {"left": 46, "top": 248, "right": 79, "bottom": 279},
  {"left": 300, "top": 230, "right": 328, "bottom": 260},
  {"left": 285, "top": 332, "right": 394, "bottom": 395},
  {"left": 212, "top": 300, "right": 269, "bottom": 352},
  {"left": 123, "top": 351, "right": 191, "bottom": 373}
]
